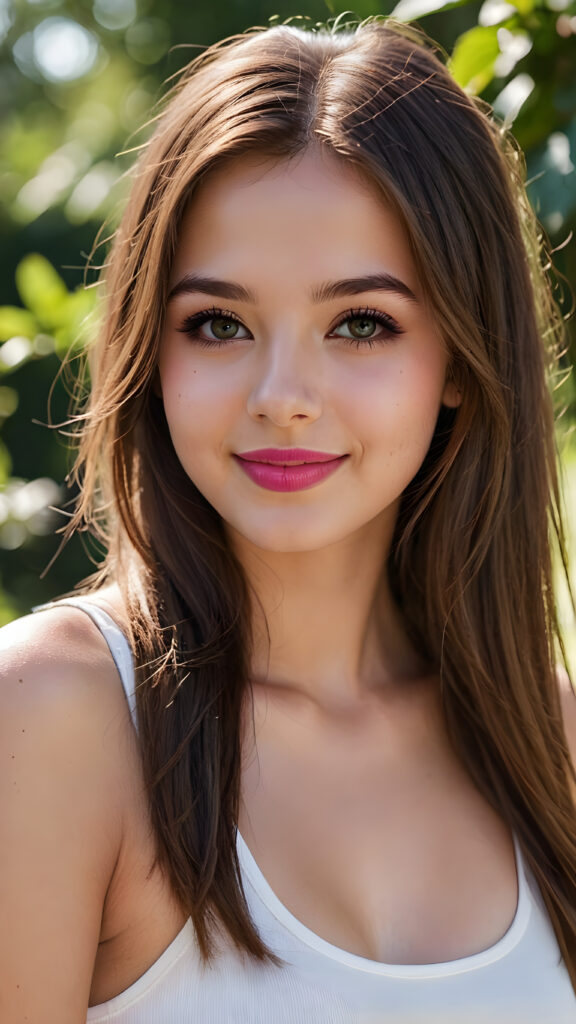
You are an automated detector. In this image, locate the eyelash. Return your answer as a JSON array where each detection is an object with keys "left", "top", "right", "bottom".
[
  {"left": 177, "top": 307, "right": 243, "bottom": 349},
  {"left": 176, "top": 305, "right": 405, "bottom": 349},
  {"left": 332, "top": 307, "right": 405, "bottom": 348}
]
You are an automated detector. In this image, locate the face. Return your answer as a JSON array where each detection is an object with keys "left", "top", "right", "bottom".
[{"left": 158, "top": 148, "right": 459, "bottom": 555}]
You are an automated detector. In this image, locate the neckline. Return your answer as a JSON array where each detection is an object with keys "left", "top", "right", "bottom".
[
  {"left": 235, "top": 829, "right": 532, "bottom": 978},
  {"left": 39, "top": 597, "right": 533, "bottom": 978}
]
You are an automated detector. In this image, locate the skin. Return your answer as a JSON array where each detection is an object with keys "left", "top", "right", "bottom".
[
  {"left": 159, "top": 147, "right": 460, "bottom": 709},
  {"left": 155, "top": 150, "right": 531, "bottom": 966},
  {"left": 2, "top": 146, "right": 576, "bottom": 1019}
]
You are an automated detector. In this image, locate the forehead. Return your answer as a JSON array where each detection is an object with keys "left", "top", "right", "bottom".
[{"left": 170, "top": 148, "right": 418, "bottom": 295}]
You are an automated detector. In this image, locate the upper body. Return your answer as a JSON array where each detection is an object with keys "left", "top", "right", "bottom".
[
  {"left": 2, "top": 586, "right": 576, "bottom": 1021},
  {"left": 2, "top": 19, "right": 575, "bottom": 1023}
]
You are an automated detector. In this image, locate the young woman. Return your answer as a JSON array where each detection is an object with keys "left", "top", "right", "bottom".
[{"left": 2, "top": 18, "right": 576, "bottom": 1023}]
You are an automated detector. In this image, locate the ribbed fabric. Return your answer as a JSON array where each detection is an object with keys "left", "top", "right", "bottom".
[{"left": 36, "top": 598, "right": 576, "bottom": 1022}]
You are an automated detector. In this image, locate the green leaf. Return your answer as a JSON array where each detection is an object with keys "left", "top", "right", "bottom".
[
  {"left": 0, "top": 595, "right": 20, "bottom": 627},
  {"left": 449, "top": 25, "right": 501, "bottom": 94},
  {"left": 53, "top": 288, "right": 98, "bottom": 356},
  {"left": 391, "top": 0, "right": 471, "bottom": 22},
  {"left": 64, "top": 287, "right": 98, "bottom": 332},
  {"left": 0, "top": 306, "right": 38, "bottom": 342},
  {"left": 15, "top": 254, "right": 70, "bottom": 331},
  {"left": 0, "top": 387, "right": 18, "bottom": 419},
  {"left": 0, "top": 439, "right": 12, "bottom": 485}
]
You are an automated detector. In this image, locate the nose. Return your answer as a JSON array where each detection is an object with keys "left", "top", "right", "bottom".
[{"left": 246, "top": 335, "right": 322, "bottom": 426}]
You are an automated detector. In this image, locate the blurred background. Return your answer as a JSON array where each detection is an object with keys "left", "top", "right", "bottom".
[{"left": 0, "top": 0, "right": 574, "bottom": 661}]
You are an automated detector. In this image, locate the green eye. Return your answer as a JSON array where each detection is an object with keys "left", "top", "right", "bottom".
[
  {"left": 345, "top": 316, "right": 378, "bottom": 339},
  {"left": 211, "top": 317, "right": 239, "bottom": 339},
  {"left": 331, "top": 308, "right": 404, "bottom": 346},
  {"left": 178, "top": 308, "right": 250, "bottom": 347}
]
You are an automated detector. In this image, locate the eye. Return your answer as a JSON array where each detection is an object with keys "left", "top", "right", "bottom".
[
  {"left": 329, "top": 308, "right": 404, "bottom": 348},
  {"left": 177, "top": 308, "right": 251, "bottom": 347}
]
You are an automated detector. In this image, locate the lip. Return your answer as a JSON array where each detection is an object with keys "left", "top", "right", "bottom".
[
  {"left": 233, "top": 450, "right": 348, "bottom": 492},
  {"left": 236, "top": 448, "right": 344, "bottom": 465}
]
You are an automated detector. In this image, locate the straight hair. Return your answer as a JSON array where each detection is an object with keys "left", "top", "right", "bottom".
[{"left": 67, "top": 18, "right": 576, "bottom": 984}]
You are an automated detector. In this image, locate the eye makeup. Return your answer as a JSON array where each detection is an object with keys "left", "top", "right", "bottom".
[{"left": 177, "top": 305, "right": 405, "bottom": 350}]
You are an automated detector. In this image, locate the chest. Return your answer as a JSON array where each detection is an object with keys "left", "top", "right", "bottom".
[
  {"left": 91, "top": 683, "right": 519, "bottom": 1007},
  {"left": 238, "top": 685, "right": 519, "bottom": 965}
]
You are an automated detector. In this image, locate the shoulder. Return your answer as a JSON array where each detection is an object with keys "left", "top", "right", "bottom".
[
  {"left": 0, "top": 602, "right": 137, "bottom": 862},
  {"left": 0, "top": 602, "right": 131, "bottom": 737},
  {"left": 0, "top": 605, "right": 141, "bottom": 1017},
  {"left": 1, "top": 599, "right": 120, "bottom": 675}
]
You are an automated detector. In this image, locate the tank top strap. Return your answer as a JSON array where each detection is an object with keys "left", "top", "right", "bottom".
[
  {"left": 33, "top": 596, "right": 138, "bottom": 729},
  {"left": 32, "top": 595, "right": 535, "bottom": 936}
]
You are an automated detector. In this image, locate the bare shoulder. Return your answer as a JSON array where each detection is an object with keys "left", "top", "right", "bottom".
[
  {"left": 0, "top": 604, "right": 136, "bottom": 1021},
  {"left": 0, "top": 600, "right": 136, "bottom": 867},
  {"left": 0, "top": 602, "right": 136, "bottom": 766},
  {"left": 1, "top": 598, "right": 123, "bottom": 682}
]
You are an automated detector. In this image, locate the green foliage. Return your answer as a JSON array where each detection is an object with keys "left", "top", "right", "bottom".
[
  {"left": 0, "top": 305, "right": 36, "bottom": 340},
  {"left": 0, "top": 0, "right": 575, "bottom": 620},
  {"left": 13, "top": 252, "right": 96, "bottom": 354},
  {"left": 449, "top": 24, "right": 502, "bottom": 92},
  {"left": 0, "top": 253, "right": 97, "bottom": 375}
]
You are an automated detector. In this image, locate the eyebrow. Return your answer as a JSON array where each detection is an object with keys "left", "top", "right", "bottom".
[
  {"left": 168, "top": 274, "right": 254, "bottom": 303},
  {"left": 167, "top": 272, "right": 418, "bottom": 305},
  {"left": 311, "top": 274, "right": 417, "bottom": 305}
]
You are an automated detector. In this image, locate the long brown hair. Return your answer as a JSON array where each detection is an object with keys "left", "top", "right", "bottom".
[{"left": 67, "top": 18, "right": 576, "bottom": 979}]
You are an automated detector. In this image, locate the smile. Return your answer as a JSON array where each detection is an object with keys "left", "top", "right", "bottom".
[{"left": 233, "top": 451, "right": 349, "bottom": 492}]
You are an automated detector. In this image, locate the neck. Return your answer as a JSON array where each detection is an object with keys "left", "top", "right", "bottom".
[{"left": 228, "top": 517, "right": 426, "bottom": 713}]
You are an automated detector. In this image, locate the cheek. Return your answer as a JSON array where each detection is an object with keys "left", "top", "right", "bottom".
[
  {"left": 159, "top": 347, "right": 233, "bottom": 434},
  {"left": 157, "top": 352, "right": 203, "bottom": 465},
  {"left": 343, "top": 354, "right": 447, "bottom": 445}
]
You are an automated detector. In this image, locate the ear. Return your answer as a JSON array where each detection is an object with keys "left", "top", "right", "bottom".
[
  {"left": 442, "top": 378, "right": 462, "bottom": 408},
  {"left": 440, "top": 380, "right": 459, "bottom": 407}
]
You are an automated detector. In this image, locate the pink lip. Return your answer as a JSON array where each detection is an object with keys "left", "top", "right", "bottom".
[
  {"left": 237, "top": 448, "right": 343, "bottom": 464},
  {"left": 233, "top": 449, "right": 348, "bottom": 492}
]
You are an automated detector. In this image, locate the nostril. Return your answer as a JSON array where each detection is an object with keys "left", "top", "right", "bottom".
[{"left": 246, "top": 383, "right": 322, "bottom": 426}]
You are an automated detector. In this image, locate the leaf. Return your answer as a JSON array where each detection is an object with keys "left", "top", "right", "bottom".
[
  {"left": 514, "top": 0, "right": 535, "bottom": 13},
  {"left": 0, "top": 439, "right": 12, "bottom": 485},
  {"left": 0, "top": 306, "right": 38, "bottom": 342},
  {"left": 53, "top": 287, "right": 99, "bottom": 356},
  {"left": 64, "top": 287, "right": 98, "bottom": 333},
  {"left": 0, "top": 387, "right": 19, "bottom": 419},
  {"left": 15, "top": 254, "right": 70, "bottom": 331},
  {"left": 449, "top": 25, "right": 501, "bottom": 94},
  {"left": 0, "top": 593, "right": 20, "bottom": 627},
  {"left": 392, "top": 0, "right": 471, "bottom": 22}
]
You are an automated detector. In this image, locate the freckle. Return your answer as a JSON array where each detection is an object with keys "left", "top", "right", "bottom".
[
  {"left": 21, "top": 729, "right": 25, "bottom": 733},
  {"left": 18, "top": 678, "right": 23, "bottom": 683}
]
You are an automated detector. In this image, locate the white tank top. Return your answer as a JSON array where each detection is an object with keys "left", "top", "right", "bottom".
[{"left": 43, "top": 598, "right": 576, "bottom": 1022}]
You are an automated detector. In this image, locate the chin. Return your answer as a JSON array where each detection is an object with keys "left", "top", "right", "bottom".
[{"left": 225, "top": 514, "right": 367, "bottom": 555}]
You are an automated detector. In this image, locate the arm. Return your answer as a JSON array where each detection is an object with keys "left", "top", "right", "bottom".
[{"left": 0, "top": 609, "right": 129, "bottom": 1023}]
